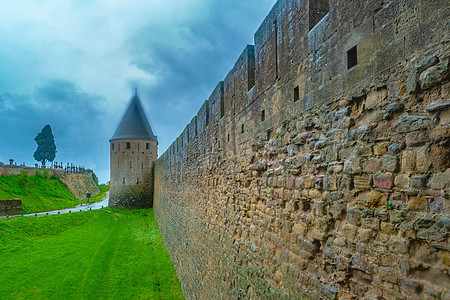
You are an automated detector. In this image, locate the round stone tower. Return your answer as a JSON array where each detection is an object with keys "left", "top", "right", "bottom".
[{"left": 109, "top": 89, "right": 157, "bottom": 209}]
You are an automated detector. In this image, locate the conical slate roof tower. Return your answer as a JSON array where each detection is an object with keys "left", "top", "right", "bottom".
[
  {"left": 110, "top": 89, "right": 157, "bottom": 141},
  {"left": 109, "top": 90, "right": 158, "bottom": 209}
]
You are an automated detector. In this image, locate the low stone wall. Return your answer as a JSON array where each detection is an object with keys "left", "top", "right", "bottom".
[
  {"left": 154, "top": 0, "right": 449, "bottom": 299},
  {"left": 0, "top": 165, "right": 66, "bottom": 178},
  {"left": 0, "top": 199, "right": 22, "bottom": 216}
]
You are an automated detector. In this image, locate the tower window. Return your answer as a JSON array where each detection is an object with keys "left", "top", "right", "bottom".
[
  {"left": 123, "top": 177, "right": 125, "bottom": 185},
  {"left": 227, "top": 134, "right": 230, "bottom": 142},
  {"left": 146, "top": 143, "right": 150, "bottom": 149},
  {"left": 294, "top": 86, "right": 299, "bottom": 102},
  {"left": 261, "top": 109, "right": 266, "bottom": 122},
  {"left": 137, "top": 178, "right": 139, "bottom": 185},
  {"left": 347, "top": 46, "right": 358, "bottom": 69},
  {"left": 142, "top": 162, "right": 144, "bottom": 169},
  {"left": 127, "top": 142, "right": 130, "bottom": 149},
  {"left": 130, "top": 162, "right": 132, "bottom": 169},
  {"left": 112, "top": 143, "right": 115, "bottom": 150},
  {"left": 241, "top": 124, "right": 244, "bottom": 134}
]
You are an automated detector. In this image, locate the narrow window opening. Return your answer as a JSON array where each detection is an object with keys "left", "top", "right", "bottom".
[
  {"left": 146, "top": 143, "right": 150, "bottom": 150},
  {"left": 112, "top": 143, "right": 114, "bottom": 150},
  {"left": 294, "top": 86, "right": 300, "bottom": 102},
  {"left": 130, "top": 162, "right": 132, "bottom": 169},
  {"left": 137, "top": 178, "right": 139, "bottom": 185},
  {"left": 123, "top": 177, "right": 125, "bottom": 185},
  {"left": 126, "top": 142, "right": 130, "bottom": 149},
  {"left": 227, "top": 134, "right": 230, "bottom": 142},
  {"left": 261, "top": 109, "right": 266, "bottom": 122},
  {"left": 142, "top": 162, "right": 144, "bottom": 169},
  {"left": 347, "top": 46, "right": 358, "bottom": 69},
  {"left": 241, "top": 124, "right": 245, "bottom": 134}
]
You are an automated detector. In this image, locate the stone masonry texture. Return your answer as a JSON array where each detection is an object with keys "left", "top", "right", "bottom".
[
  {"left": 0, "top": 199, "right": 22, "bottom": 216},
  {"left": 110, "top": 139, "right": 157, "bottom": 209},
  {"left": 154, "top": 0, "right": 450, "bottom": 299}
]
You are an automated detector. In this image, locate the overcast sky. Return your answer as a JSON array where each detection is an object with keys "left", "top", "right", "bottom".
[{"left": 0, "top": 0, "right": 276, "bottom": 183}]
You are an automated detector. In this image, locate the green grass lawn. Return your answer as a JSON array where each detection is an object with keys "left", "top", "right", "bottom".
[
  {"left": 0, "top": 209, "right": 184, "bottom": 300},
  {"left": 0, "top": 172, "right": 80, "bottom": 214}
]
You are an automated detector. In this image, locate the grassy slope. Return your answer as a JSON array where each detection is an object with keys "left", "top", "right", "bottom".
[
  {"left": 0, "top": 173, "right": 80, "bottom": 214},
  {"left": 0, "top": 209, "right": 184, "bottom": 300}
]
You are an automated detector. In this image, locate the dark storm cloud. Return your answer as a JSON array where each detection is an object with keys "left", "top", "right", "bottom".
[
  {"left": 127, "top": 0, "right": 275, "bottom": 156},
  {"left": 0, "top": 80, "right": 107, "bottom": 171},
  {"left": 0, "top": 0, "right": 276, "bottom": 182}
]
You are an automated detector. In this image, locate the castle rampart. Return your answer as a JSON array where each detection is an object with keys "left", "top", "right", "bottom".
[{"left": 154, "top": 0, "right": 449, "bottom": 298}]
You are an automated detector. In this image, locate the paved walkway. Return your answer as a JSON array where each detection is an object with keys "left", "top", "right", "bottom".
[{"left": 0, "top": 192, "right": 109, "bottom": 219}]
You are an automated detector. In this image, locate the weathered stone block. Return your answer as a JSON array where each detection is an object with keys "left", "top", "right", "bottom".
[
  {"left": 420, "top": 62, "right": 449, "bottom": 90},
  {"left": 382, "top": 155, "right": 398, "bottom": 172},
  {"left": 428, "top": 197, "right": 449, "bottom": 215},
  {"left": 405, "top": 131, "right": 425, "bottom": 147},
  {"left": 406, "top": 196, "right": 427, "bottom": 211},
  {"left": 389, "top": 210, "right": 406, "bottom": 223},
  {"left": 399, "top": 277, "right": 423, "bottom": 294},
  {"left": 428, "top": 172, "right": 450, "bottom": 190},
  {"left": 374, "top": 142, "right": 389, "bottom": 156},
  {"left": 401, "top": 150, "right": 415, "bottom": 172},
  {"left": 410, "top": 175, "right": 427, "bottom": 189},
  {"left": 347, "top": 207, "right": 362, "bottom": 226},
  {"left": 394, "top": 173, "right": 410, "bottom": 189},
  {"left": 373, "top": 173, "right": 394, "bottom": 189},
  {"left": 354, "top": 174, "right": 371, "bottom": 190},
  {"left": 363, "top": 157, "right": 382, "bottom": 173},
  {"left": 417, "top": 228, "right": 445, "bottom": 242},
  {"left": 389, "top": 237, "right": 408, "bottom": 254},
  {"left": 388, "top": 143, "right": 405, "bottom": 154},
  {"left": 0, "top": 199, "right": 22, "bottom": 216},
  {"left": 399, "top": 222, "right": 416, "bottom": 239},
  {"left": 429, "top": 145, "right": 450, "bottom": 171},
  {"left": 396, "top": 116, "right": 430, "bottom": 134},
  {"left": 362, "top": 217, "right": 380, "bottom": 230},
  {"left": 415, "top": 214, "right": 434, "bottom": 229},
  {"left": 436, "top": 216, "right": 450, "bottom": 232}
]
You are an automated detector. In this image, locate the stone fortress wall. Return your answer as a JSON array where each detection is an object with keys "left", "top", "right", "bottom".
[{"left": 154, "top": 0, "right": 449, "bottom": 298}]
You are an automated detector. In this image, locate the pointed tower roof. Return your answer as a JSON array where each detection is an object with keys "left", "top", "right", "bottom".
[{"left": 110, "top": 90, "right": 157, "bottom": 141}]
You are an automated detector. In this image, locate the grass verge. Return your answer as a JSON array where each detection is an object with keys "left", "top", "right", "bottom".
[{"left": 0, "top": 208, "right": 184, "bottom": 299}]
